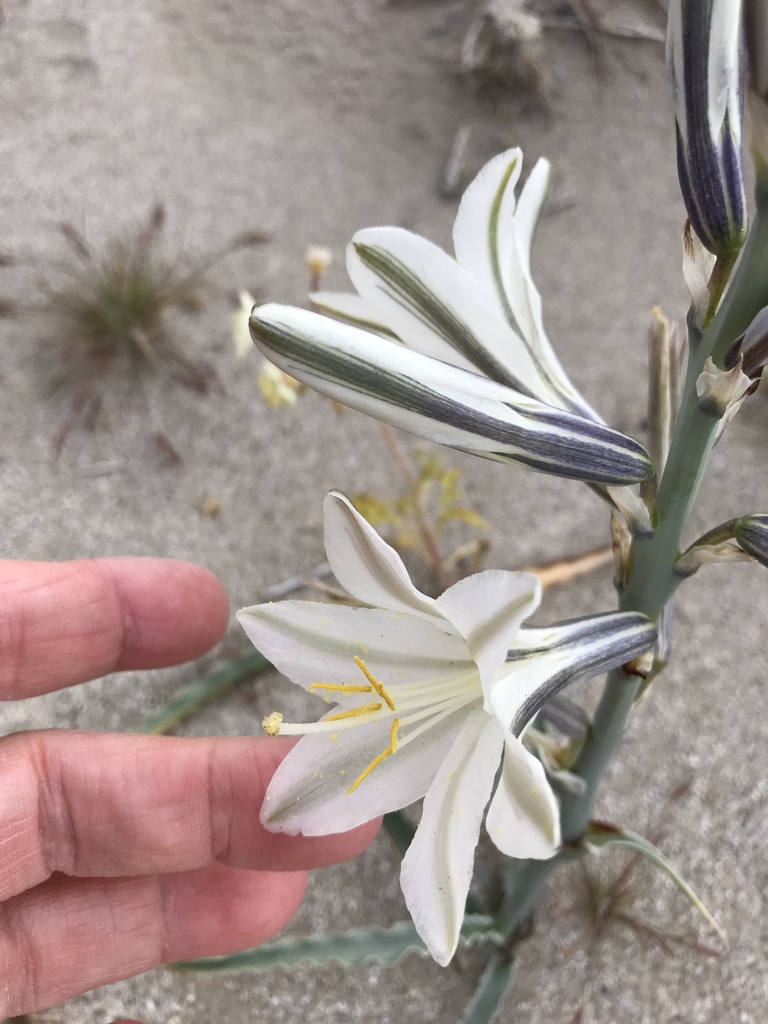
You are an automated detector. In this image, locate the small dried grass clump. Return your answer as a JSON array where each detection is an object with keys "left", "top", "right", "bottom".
[{"left": 35, "top": 205, "right": 269, "bottom": 454}]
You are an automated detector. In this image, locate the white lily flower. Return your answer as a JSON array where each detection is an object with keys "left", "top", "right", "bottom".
[
  {"left": 238, "top": 492, "right": 657, "bottom": 965},
  {"left": 314, "top": 149, "right": 595, "bottom": 418},
  {"left": 251, "top": 150, "right": 654, "bottom": 486}
]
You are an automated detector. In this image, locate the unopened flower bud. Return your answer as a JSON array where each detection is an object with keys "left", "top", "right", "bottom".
[
  {"left": 734, "top": 513, "right": 768, "bottom": 567},
  {"left": 745, "top": 2, "right": 768, "bottom": 181},
  {"left": 667, "top": 0, "right": 747, "bottom": 254}
]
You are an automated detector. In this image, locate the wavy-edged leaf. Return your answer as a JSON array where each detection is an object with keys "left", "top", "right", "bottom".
[
  {"left": 250, "top": 304, "right": 655, "bottom": 486},
  {"left": 172, "top": 915, "right": 503, "bottom": 973},
  {"left": 585, "top": 822, "right": 726, "bottom": 944},
  {"left": 457, "top": 953, "right": 515, "bottom": 1024}
]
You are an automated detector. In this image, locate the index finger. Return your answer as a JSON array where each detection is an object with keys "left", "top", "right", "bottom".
[{"left": 0, "top": 558, "right": 230, "bottom": 699}]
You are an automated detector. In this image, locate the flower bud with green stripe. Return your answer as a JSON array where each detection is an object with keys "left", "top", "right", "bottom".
[
  {"left": 734, "top": 513, "right": 768, "bottom": 567},
  {"left": 239, "top": 491, "right": 657, "bottom": 967},
  {"left": 249, "top": 149, "right": 653, "bottom": 486},
  {"left": 667, "top": 0, "right": 747, "bottom": 254}
]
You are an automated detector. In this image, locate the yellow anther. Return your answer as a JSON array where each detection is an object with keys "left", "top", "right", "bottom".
[
  {"left": 309, "top": 682, "right": 373, "bottom": 695},
  {"left": 354, "top": 656, "right": 396, "bottom": 711},
  {"left": 347, "top": 718, "right": 400, "bottom": 794},
  {"left": 262, "top": 711, "right": 284, "bottom": 736},
  {"left": 324, "top": 702, "right": 383, "bottom": 722}
]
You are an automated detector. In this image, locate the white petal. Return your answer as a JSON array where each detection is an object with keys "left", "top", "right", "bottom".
[
  {"left": 237, "top": 601, "right": 471, "bottom": 703},
  {"left": 490, "top": 658, "right": 566, "bottom": 738},
  {"left": 260, "top": 704, "right": 474, "bottom": 836},
  {"left": 310, "top": 291, "right": 397, "bottom": 338},
  {"left": 323, "top": 491, "right": 439, "bottom": 622},
  {"left": 452, "top": 148, "right": 522, "bottom": 323},
  {"left": 250, "top": 304, "right": 655, "bottom": 486},
  {"left": 503, "top": 198, "right": 599, "bottom": 421},
  {"left": 452, "top": 152, "right": 597, "bottom": 421},
  {"left": 400, "top": 711, "right": 504, "bottom": 965},
  {"left": 486, "top": 734, "right": 560, "bottom": 860},
  {"left": 491, "top": 612, "right": 657, "bottom": 737},
  {"left": 348, "top": 225, "right": 554, "bottom": 401},
  {"left": 434, "top": 570, "right": 541, "bottom": 705},
  {"left": 514, "top": 157, "right": 551, "bottom": 275}
]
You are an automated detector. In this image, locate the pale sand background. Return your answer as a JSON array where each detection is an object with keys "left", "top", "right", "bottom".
[{"left": 1, "top": 2, "right": 766, "bottom": 1022}]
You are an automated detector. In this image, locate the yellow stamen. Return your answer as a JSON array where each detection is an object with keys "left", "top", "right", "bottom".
[
  {"left": 324, "top": 702, "right": 383, "bottom": 722},
  {"left": 354, "top": 656, "right": 396, "bottom": 711},
  {"left": 262, "top": 711, "right": 284, "bottom": 736},
  {"left": 347, "top": 718, "right": 400, "bottom": 794},
  {"left": 309, "top": 682, "right": 373, "bottom": 694}
]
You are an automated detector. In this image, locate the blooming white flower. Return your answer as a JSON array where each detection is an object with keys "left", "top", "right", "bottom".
[
  {"left": 238, "top": 492, "right": 656, "bottom": 965},
  {"left": 249, "top": 149, "right": 654, "bottom": 487},
  {"left": 314, "top": 149, "right": 594, "bottom": 419}
]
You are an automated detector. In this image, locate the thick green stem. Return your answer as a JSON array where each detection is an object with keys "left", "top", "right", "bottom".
[
  {"left": 496, "top": 194, "right": 768, "bottom": 932},
  {"left": 559, "top": 316, "right": 721, "bottom": 840}
]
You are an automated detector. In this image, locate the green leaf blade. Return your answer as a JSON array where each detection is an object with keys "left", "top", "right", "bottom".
[
  {"left": 172, "top": 916, "right": 502, "bottom": 974},
  {"left": 457, "top": 953, "right": 515, "bottom": 1024},
  {"left": 585, "top": 822, "right": 727, "bottom": 945}
]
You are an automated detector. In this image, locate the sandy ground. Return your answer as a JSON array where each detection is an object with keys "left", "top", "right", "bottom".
[{"left": 1, "top": 1, "right": 767, "bottom": 1022}]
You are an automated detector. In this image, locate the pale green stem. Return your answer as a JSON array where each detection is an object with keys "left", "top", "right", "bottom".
[{"left": 496, "top": 192, "right": 768, "bottom": 934}]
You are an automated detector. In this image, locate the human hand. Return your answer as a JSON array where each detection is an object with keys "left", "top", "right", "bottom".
[{"left": 0, "top": 558, "right": 378, "bottom": 1016}]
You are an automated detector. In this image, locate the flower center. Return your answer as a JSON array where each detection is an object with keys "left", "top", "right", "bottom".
[{"left": 262, "top": 656, "right": 481, "bottom": 793}]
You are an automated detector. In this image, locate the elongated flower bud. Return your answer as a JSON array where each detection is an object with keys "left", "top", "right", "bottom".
[
  {"left": 667, "top": 0, "right": 747, "bottom": 254},
  {"left": 745, "top": 2, "right": 768, "bottom": 183}
]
